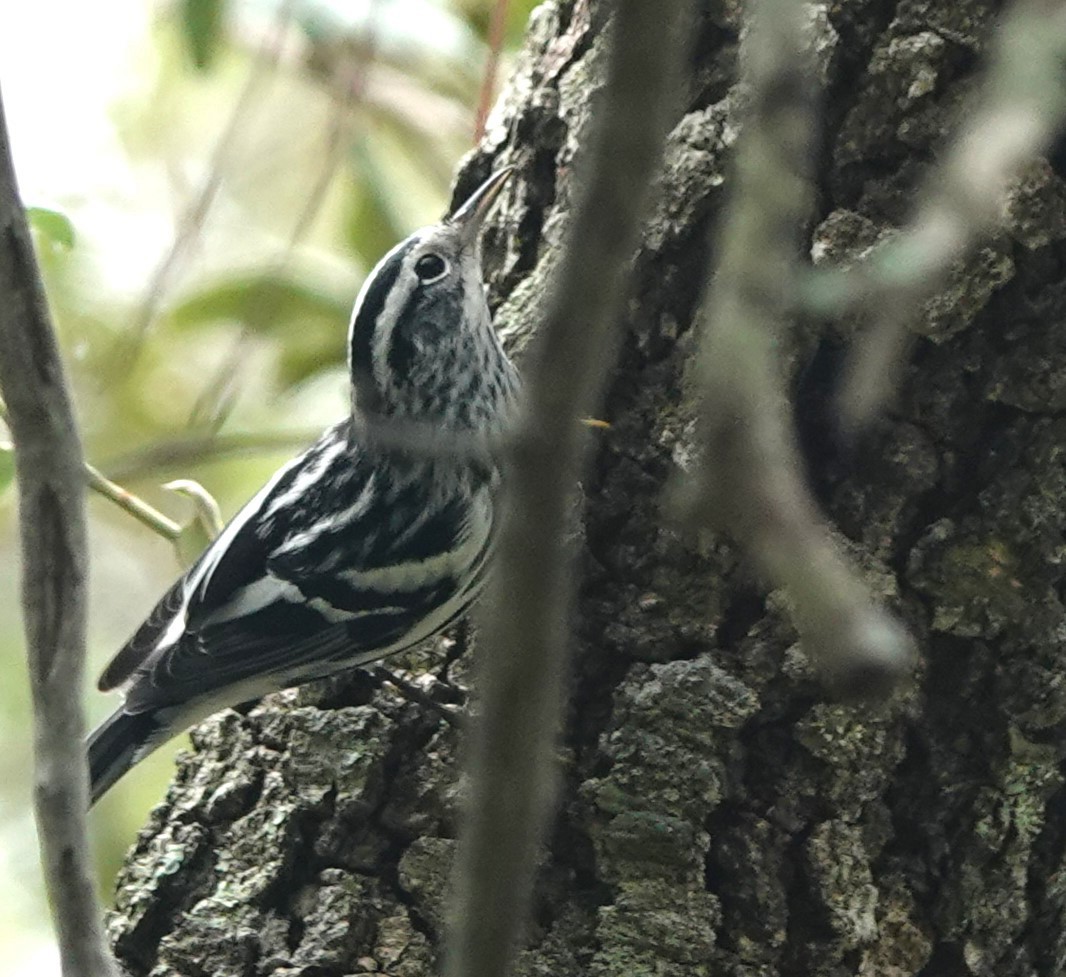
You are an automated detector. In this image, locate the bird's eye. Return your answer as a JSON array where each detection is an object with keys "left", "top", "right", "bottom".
[{"left": 414, "top": 253, "right": 448, "bottom": 284}]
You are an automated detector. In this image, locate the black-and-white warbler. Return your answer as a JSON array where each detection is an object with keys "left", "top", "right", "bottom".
[{"left": 87, "top": 168, "right": 518, "bottom": 805}]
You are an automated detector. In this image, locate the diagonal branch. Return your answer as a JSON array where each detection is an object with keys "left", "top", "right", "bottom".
[
  {"left": 669, "top": 0, "right": 914, "bottom": 695},
  {"left": 103, "top": 428, "right": 320, "bottom": 480},
  {"left": 187, "top": 0, "right": 383, "bottom": 432},
  {"left": 0, "top": 85, "right": 117, "bottom": 977},
  {"left": 118, "top": 0, "right": 297, "bottom": 371},
  {"left": 2, "top": 396, "right": 181, "bottom": 540},
  {"left": 805, "top": 0, "right": 1066, "bottom": 434},
  {"left": 443, "top": 2, "right": 687, "bottom": 976}
]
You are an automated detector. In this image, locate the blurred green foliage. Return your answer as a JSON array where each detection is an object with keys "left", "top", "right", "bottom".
[
  {"left": 0, "top": 444, "right": 12, "bottom": 494},
  {"left": 27, "top": 207, "right": 77, "bottom": 250},
  {"left": 182, "top": 0, "right": 227, "bottom": 69},
  {"left": 0, "top": 0, "right": 537, "bottom": 969}
]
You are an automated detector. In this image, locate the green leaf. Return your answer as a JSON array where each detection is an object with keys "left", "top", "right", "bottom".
[
  {"left": 0, "top": 442, "right": 14, "bottom": 495},
  {"left": 27, "top": 207, "right": 75, "bottom": 250},
  {"left": 171, "top": 276, "right": 348, "bottom": 331},
  {"left": 182, "top": 0, "right": 226, "bottom": 71},
  {"left": 169, "top": 275, "right": 352, "bottom": 385}
]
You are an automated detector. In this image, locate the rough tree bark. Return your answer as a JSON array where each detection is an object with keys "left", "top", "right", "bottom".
[{"left": 106, "top": 1, "right": 1066, "bottom": 975}]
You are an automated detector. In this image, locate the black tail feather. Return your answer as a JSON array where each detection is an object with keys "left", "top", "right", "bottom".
[{"left": 87, "top": 708, "right": 160, "bottom": 807}]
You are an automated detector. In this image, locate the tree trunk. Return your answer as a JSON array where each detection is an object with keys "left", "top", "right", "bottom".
[{"left": 106, "top": 1, "right": 1066, "bottom": 975}]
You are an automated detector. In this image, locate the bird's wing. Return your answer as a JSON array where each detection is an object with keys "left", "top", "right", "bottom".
[
  {"left": 96, "top": 426, "right": 339, "bottom": 694},
  {"left": 97, "top": 576, "right": 187, "bottom": 692},
  {"left": 98, "top": 514, "right": 284, "bottom": 694},
  {"left": 122, "top": 619, "right": 392, "bottom": 716},
  {"left": 122, "top": 532, "right": 466, "bottom": 715},
  {"left": 117, "top": 444, "right": 491, "bottom": 716}
]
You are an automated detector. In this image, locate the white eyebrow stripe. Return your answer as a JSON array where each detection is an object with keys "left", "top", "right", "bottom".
[
  {"left": 347, "top": 235, "right": 418, "bottom": 377},
  {"left": 372, "top": 253, "right": 419, "bottom": 390}
]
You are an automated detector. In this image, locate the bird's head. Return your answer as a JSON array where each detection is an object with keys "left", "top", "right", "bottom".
[{"left": 346, "top": 168, "right": 517, "bottom": 436}]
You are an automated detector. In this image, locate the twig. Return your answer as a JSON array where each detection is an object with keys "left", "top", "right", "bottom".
[
  {"left": 443, "top": 2, "right": 686, "bottom": 976},
  {"left": 103, "top": 429, "right": 320, "bottom": 480},
  {"left": 0, "top": 84, "right": 117, "bottom": 977},
  {"left": 804, "top": 0, "right": 1066, "bottom": 434},
  {"left": 187, "top": 0, "right": 382, "bottom": 431},
  {"left": 288, "top": 0, "right": 382, "bottom": 246},
  {"left": 369, "top": 666, "right": 463, "bottom": 730},
  {"left": 87, "top": 463, "right": 181, "bottom": 540},
  {"left": 473, "top": 0, "right": 511, "bottom": 143},
  {"left": 163, "top": 478, "right": 224, "bottom": 537},
  {"left": 2, "top": 396, "right": 183, "bottom": 540},
  {"left": 668, "top": 0, "right": 914, "bottom": 695},
  {"left": 103, "top": 415, "right": 607, "bottom": 483},
  {"left": 117, "top": 0, "right": 296, "bottom": 369}
]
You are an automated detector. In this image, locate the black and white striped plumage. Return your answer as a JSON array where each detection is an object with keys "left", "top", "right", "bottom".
[{"left": 88, "top": 169, "right": 518, "bottom": 804}]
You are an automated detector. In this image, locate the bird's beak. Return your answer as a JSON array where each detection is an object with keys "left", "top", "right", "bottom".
[{"left": 450, "top": 166, "right": 513, "bottom": 247}]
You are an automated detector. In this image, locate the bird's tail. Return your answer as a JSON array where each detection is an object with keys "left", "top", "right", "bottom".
[{"left": 87, "top": 708, "right": 161, "bottom": 807}]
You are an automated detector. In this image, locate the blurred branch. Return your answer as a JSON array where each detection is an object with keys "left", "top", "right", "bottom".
[
  {"left": 444, "top": 2, "right": 686, "bottom": 976},
  {"left": 104, "top": 417, "right": 606, "bottom": 484},
  {"left": 473, "top": 0, "right": 511, "bottom": 143},
  {"left": 103, "top": 428, "right": 319, "bottom": 480},
  {"left": 669, "top": 0, "right": 913, "bottom": 696},
  {"left": 290, "top": 0, "right": 381, "bottom": 244},
  {"left": 0, "top": 85, "right": 117, "bottom": 977},
  {"left": 119, "top": 0, "right": 296, "bottom": 367},
  {"left": 803, "top": 0, "right": 1066, "bottom": 434},
  {"left": 188, "top": 2, "right": 383, "bottom": 431}
]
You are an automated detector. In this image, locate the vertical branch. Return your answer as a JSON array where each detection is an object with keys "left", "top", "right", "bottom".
[
  {"left": 0, "top": 87, "right": 116, "bottom": 977},
  {"left": 444, "top": 2, "right": 686, "bottom": 977},
  {"left": 669, "top": 0, "right": 914, "bottom": 693},
  {"left": 473, "top": 0, "right": 511, "bottom": 143}
]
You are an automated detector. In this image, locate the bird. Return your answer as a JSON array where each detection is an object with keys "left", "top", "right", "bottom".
[{"left": 87, "top": 167, "right": 519, "bottom": 806}]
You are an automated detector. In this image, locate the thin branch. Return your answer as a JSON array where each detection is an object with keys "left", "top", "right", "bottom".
[
  {"left": 103, "top": 429, "right": 320, "bottom": 480},
  {"left": 803, "top": 0, "right": 1066, "bottom": 434},
  {"left": 669, "top": 0, "right": 914, "bottom": 695},
  {"left": 163, "top": 478, "right": 224, "bottom": 538},
  {"left": 2, "top": 396, "right": 182, "bottom": 540},
  {"left": 187, "top": 1, "right": 382, "bottom": 431},
  {"left": 117, "top": 0, "right": 296, "bottom": 370},
  {"left": 4, "top": 396, "right": 195, "bottom": 543},
  {"left": 87, "top": 463, "right": 181, "bottom": 540},
  {"left": 0, "top": 84, "right": 117, "bottom": 977},
  {"left": 443, "top": 2, "right": 686, "bottom": 976},
  {"left": 104, "top": 416, "right": 606, "bottom": 485},
  {"left": 287, "top": 0, "right": 382, "bottom": 247},
  {"left": 473, "top": 0, "right": 511, "bottom": 143}
]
